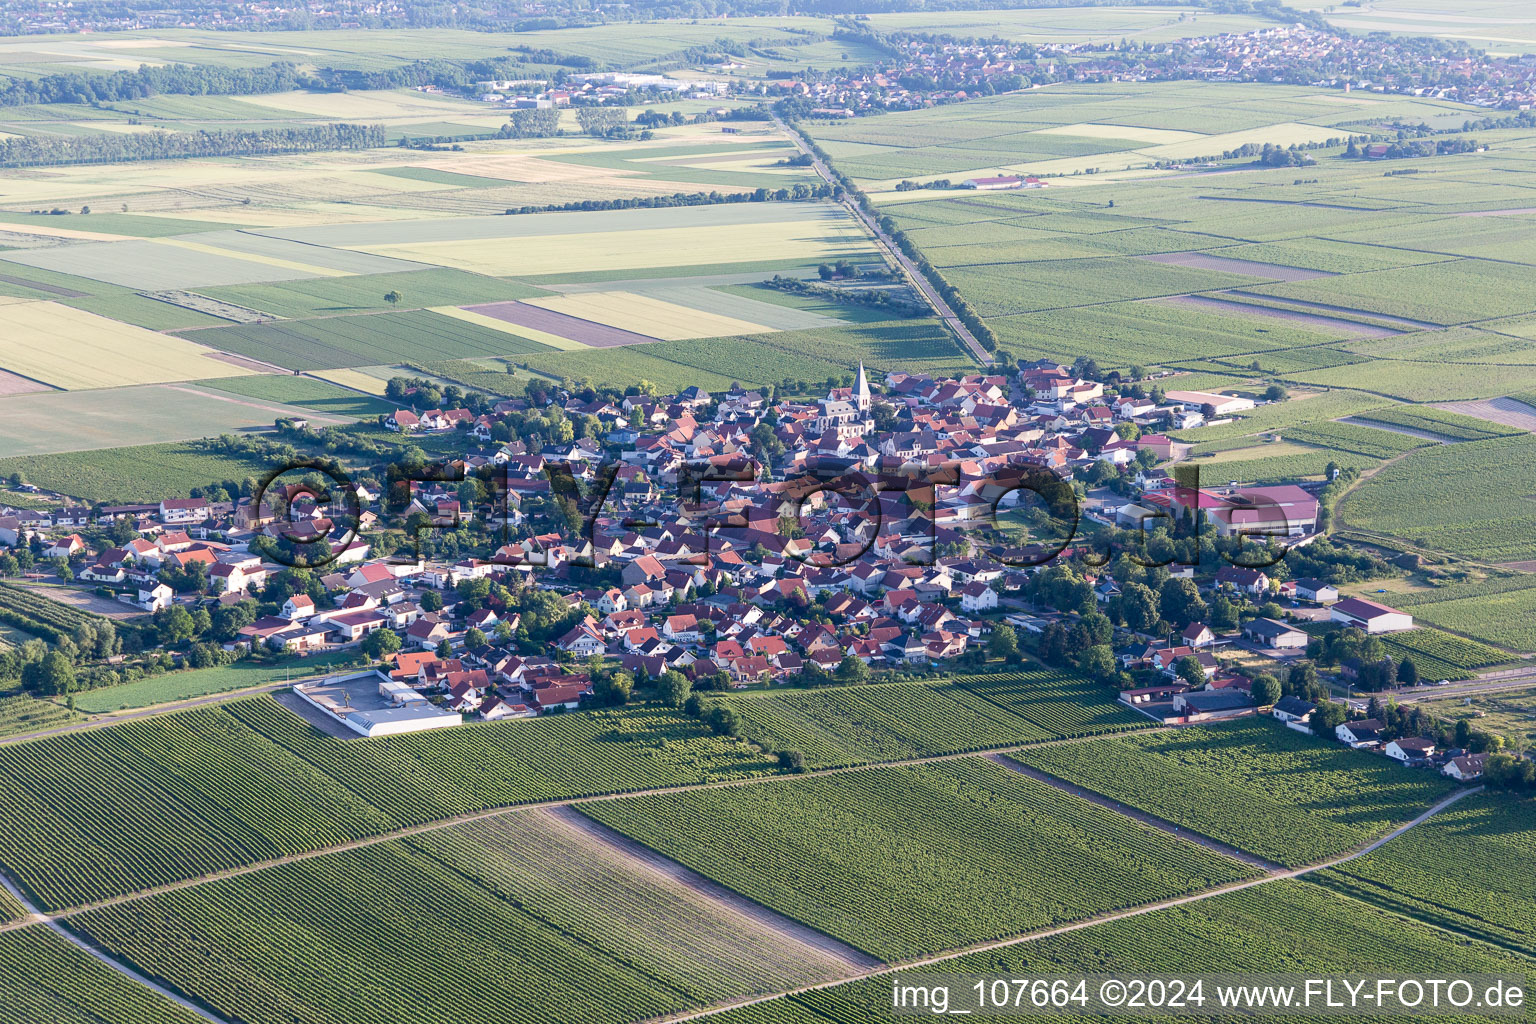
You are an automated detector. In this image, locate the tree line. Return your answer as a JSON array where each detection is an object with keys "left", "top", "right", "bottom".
[{"left": 0, "top": 123, "right": 385, "bottom": 168}]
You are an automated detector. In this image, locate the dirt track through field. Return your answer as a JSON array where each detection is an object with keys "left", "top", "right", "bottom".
[
  {"left": 1153, "top": 294, "right": 1400, "bottom": 337},
  {"left": 987, "top": 753, "right": 1285, "bottom": 873},
  {"left": 463, "top": 299, "right": 663, "bottom": 348},
  {"left": 547, "top": 806, "right": 882, "bottom": 970},
  {"left": 1139, "top": 252, "right": 1334, "bottom": 281}
]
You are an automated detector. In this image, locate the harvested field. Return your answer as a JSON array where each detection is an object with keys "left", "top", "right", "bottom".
[
  {"left": 463, "top": 300, "right": 659, "bottom": 348},
  {"left": 1436, "top": 396, "right": 1536, "bottom": 433},
  {"left": 0, "top": 239, "right": 327, "bottom": 291},
  {"left": 355, "top": 218, "right": 873, "bottom": 277},
  {"left": 0, "top": 300, "right": 250, "bottom": 390},
  {"left": 523, "top": 290, "right": 776, "bottom": 341},
  {"left": 0, "top": 369, "right": 51, "bottom": 396},
  {"left": 1139, "top": 251, "right": 1335, "bottom": 281},
  {"left": 431, "top": 306, "right": 583, "bottom": 351}
]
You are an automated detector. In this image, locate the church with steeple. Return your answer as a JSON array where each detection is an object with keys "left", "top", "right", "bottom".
[{"left": 815, "top": 363, "right": 874, "bottom": 439}]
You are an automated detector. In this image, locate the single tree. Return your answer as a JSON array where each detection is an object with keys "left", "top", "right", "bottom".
[
  {"left": 657, "top": 669, "right": 692, "bottom": 708},
  {"left": 1252, "top": 674, "right": 1282, "bottom": 706}
]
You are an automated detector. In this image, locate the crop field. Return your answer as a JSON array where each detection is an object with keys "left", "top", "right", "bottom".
[
  {"left": 580, "top": 758, "right": 1256, "bottom": 961},
  {"left": 523, "top": 291, "right": 778, "bottom": 341},
  {"left": 1289, "top": 358, "right": 1536, "bottom": 403},
  {"left": 404, "top": 812, "right": 853, "bottom": 998},
  {"left": 1319, "top": 793, "right": 1536, "bottom": 952},
  {"left": 0, "top": 584, "right": 106, "bottom": 644},
  {"left": 1344, "top": 327, "right": 1536, "bottom": 366},
  {"left": 0, "top": 926, "right": 206, "bottom": 1024},
  {"left": 1377, "top": 626, "right": 1514, "bottom": 674},
  {"left": 224, "top": 697, "right": 775, "bottom": 829},
  {"left": 353, "top": 215, "right": 876, "bottom": 277},
  {"left": 195, "top": 374, "right": 395, "bottom": 419},
  {"left": 201, "top": 267, "right": 548, "bottom": 319},
  {"left": 1252, "top": 259, "right": 1536, "bottom": 326},
  {"left": 67, "top": 805, "right": 852, "bottom": 1024},
  {"left": 0, "top": 440, "right": 278, "bottom": 503},
  {"left": 0, "top": 300, "right": 247, "bottom": 390},
  {"left": 775, "top": 881, "right": 1536, "bottom": 1024},
  {"left": 182, "top": 308, "right": 558, "bottom": 370},
  {"left": 666, "top": 281, "right": 869, "bottom": 325},
  {"left": 1342, "top": 434, "right": 1536, "bottom": 562},
  {"left": 0, "top": 697, "right": 781, "bottom": 910},
  {"left": 1187, "top": 446, "right": 1378, "bottom": 484},
  {"left": 946, "top": 257, "right": 1251, "bottom": 317},
  {"left": 1391, "top": 586, "right": 1536, "bottom": 652},
  {"left": 1283, "top": 421, "right": 1437, "bottom": 459},
  {"left": 0, "top": 382, "right": 347, "bottom": 457},
  {"left": 1349, "top": 405, "right": 1519, "bottom": 441},
  {"left": 0, "top": 238, "right": 339, "bottom": 291},
  {"left": 1013, "top": 720, "right": 1457, "bottom": 867},
  {"left": 719, "top": 682, "right": 1056, "bottom": 769},
  {"left": 990, "top": 298, "right": 1345, "bottom": 368},
  {"left": 952, "top": 668, "right": 1150, "bottom": 736},
  {"left": 517, "top": 318, "right": 974, "bottom": 390},
  {"left": 0, "top": 707, "right": 397, "bottom": 910},
  {"left": 70, "top": 837, "right": 787, "bottom": 1024},
  {"left": 0, "top": 696, "right": 80, "bottom": 740},
  {"left": 72, "top": 652, "right": 354, "bottom": 714}
]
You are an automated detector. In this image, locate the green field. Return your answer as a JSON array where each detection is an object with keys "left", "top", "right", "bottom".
[
  {"left": 202, "top": 267, "right": 548, "bottom": 319},
  {"left": 0, "top": 926, "right": 207, "bottom": 1023},
  {"left": 70, "top": 811, "right": 849, "bottom": 1024},
  {"left": 515, "top": 318, "right": 975, "bottom": 390},
  {"left": 195, "top": 374, "right": 397, "bottom": 419},
  {"left": 183, "top": 308, "right": 560, "bottom": 371},
  {"left": 0, "top": 439, "right": 279, "bottom": 503},
  {"left": 1342, "top": 434, "right": 1536, "bottom": 563},
  {"left": 720, "top": 670, "right": 1144, "bottom": 769},
  {"left": 580, "top": 757, "right": 1256, "bottom": 960},
  {"left": 1319, "top": 793, "right": 1536, "bottom": 953},
  {"left": 0, "top": 584, "right": 106, "bottom": 644},
  {"left": 0, "top": 383, "right": 338, "bottom": 459},
  {"left": 72, "top": 652, "right": 355, "bottom": 714},
  {"left": 0, "top": 697, "right": 778, "bottom": 910},
  {"left": 0, "top": 695, "right": 81, "bottom": 739},
  {"left": 1013, "top": 720, "right": 1458, "bottom": 867}
]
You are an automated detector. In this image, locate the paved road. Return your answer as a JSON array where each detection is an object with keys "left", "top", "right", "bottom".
[{"left": 773, "top": 116, "right": 994, "bottom": 367}]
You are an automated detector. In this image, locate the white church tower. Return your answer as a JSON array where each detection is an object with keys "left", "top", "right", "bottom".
[{"left": 853, "top": 362, "right": 871, "bottom": 413}]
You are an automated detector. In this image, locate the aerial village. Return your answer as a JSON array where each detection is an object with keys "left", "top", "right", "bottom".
[{"left": 1, "top": 353, "right": 1486, "bottom": 777}]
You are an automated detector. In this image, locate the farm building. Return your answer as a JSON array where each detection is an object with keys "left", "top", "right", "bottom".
[
  {"left": 1164, "top": 390, "right": 1255, "bottom": 417},
  {"left": 1172, "top": 689, "right": 1254, "bottom": 722},
  {"left": 1329, "top": 597, "right": 1413, "bottom": 634},
  {"left": 1242, "top": 617, "right": 1307, "bottom": 649},
  {"left": 1289, "top": 578, "right": 1339, "bottom": 604}
]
